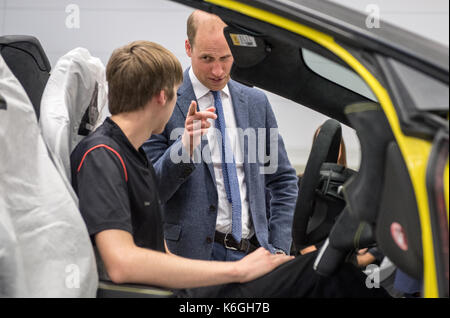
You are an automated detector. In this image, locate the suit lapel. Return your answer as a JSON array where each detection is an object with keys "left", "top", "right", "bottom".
[
  {"left": 228, "top": 80, "right": 249, "bottom": 131},
  {"left": 176, "top": 69, "right": 197, "bottom": 119}
]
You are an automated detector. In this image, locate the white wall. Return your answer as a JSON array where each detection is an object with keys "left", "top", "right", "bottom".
[
  {"left": 1, "top": 0, "right": 448, "bottom": 172},
  {"left": 0, "top": 0, "right": 192, "bottom": 68},
  {"left": 328, "top": 0, "right": 449, "bottom": 46}
]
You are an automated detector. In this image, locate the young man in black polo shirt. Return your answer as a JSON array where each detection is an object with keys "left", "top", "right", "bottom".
[{"left": 71, "top": 40, "right": 389, "bottom": 297}]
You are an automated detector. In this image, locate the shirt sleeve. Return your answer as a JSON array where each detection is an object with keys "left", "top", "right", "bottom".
[{"left": 75, "top": 146, "right": 132, "bottom": 240}]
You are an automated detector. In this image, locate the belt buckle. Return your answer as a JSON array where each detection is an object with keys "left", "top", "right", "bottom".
[{"left": 224, "top": 233, "right": 238, "bottom": 251}]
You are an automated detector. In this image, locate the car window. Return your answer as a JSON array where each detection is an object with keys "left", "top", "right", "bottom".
[
  {"left": 387, "top": 58, "right": 449, "bottom": 112},
  {"left": 302, "top": 48, "right": 378, "bottom": 101}
]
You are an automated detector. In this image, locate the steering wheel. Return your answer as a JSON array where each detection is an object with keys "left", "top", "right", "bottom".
[{"left": 291, "top": 119, "right": 343, "bottom": 251}]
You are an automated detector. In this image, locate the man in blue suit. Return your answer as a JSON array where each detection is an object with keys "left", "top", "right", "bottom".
[{"left": 143, "top": 10, "right": 298, "bottom": 261}]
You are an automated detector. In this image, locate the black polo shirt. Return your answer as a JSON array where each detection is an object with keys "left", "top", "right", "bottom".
[{"left": 71, "top": 117, "right": 165, "bottom": 252}]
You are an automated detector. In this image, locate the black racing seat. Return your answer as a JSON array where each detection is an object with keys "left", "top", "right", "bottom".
[
  {"left": 0, "top": 35, "right": 51, "bottom": 120},
  {"left": 343, "top": 102, "right": 424, "bottom": 281},
  {"left": 343, "top": 102, "right": 395, "bottom": 224},
  {"left": 292, "top": 119, "right": 356, "bottom": 253},
  {"left": 314, "top": 102, "right": 397, "bottom": 276},
  {"left": 375, "top": 142, "right": 424, "bottom": 280}
]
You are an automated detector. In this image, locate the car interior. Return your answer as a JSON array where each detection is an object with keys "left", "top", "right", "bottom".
[
  {"left": 0, "top": 3, "right": 444, "bottom": 295},
  {"left": 220, "top": 15, "right": 409, "bottom": 286}
]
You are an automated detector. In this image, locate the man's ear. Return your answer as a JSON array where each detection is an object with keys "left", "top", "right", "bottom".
[
  {"left": 185, "top": 39, "right": 192, "bottom": 58},
  {"left": 155, "top": 90, "right": 166, "bottom": 106}
]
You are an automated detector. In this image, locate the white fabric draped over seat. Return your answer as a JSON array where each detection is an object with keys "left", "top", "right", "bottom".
[
  {"left": 39, "top": 47, "right": 109, "bottom": 180},
  {"left": 0, "top": 54, "right": 98, "bottom": 297}
]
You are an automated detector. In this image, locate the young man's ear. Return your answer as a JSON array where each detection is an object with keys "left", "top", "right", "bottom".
[
  {"left": 185, "top": 39, "right": 192, "bottom": 58},
  {"left": 155, "top": 90, "right": 167, "bottom": 106}
]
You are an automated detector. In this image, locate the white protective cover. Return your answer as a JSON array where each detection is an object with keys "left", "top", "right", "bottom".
[
  {"left": 39, "top": 48, "right": 109, "bottom": 180},
  {"left": 0, "top": 54, "right": 98, "bottom": 297}
]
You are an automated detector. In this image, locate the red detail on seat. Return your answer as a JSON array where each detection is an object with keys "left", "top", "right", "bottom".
[{"left": 390, "top": 222, "right": 408, "bottom": 251}]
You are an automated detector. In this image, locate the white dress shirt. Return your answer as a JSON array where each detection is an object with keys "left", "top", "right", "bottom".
[{"left": 189, "top": 68, "right": 254, "bottom": 239}]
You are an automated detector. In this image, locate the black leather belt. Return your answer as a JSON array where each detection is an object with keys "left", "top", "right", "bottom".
[{"left": 214, "top": 231, "right": 258, "bottom": 254}]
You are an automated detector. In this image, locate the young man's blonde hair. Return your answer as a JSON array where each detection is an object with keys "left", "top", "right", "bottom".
[{"left": 106, "top": 40, "right": 183, "bottom": 115}]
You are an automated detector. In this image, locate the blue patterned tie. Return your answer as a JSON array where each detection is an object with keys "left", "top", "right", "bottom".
[{"left": 212, "top": 90, "right": 242, "bottom": 243}]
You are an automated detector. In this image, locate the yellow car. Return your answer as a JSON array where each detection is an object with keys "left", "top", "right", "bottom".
[{"left": 169, "top": 0, "right": 449, "bottom": 298}]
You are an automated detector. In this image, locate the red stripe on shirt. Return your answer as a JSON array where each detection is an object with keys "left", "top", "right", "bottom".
[{"left": 77, "top": 144, "right": 128, "bottom": 182}]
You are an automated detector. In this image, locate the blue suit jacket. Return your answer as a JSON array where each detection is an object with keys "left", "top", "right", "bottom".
[{"left": 143, "top": 69, "right": 298, "bottom": 260}]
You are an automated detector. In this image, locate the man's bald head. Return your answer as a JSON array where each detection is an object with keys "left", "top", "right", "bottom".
[
  {"left": 185, "top": 10, "right": 233, "bottom": 91},
  {"left": 187, "top": 10, "right": 227, "bottom": 48}
]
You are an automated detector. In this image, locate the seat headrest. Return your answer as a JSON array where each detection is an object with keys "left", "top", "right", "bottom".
[
  {"left": 343, "top": 102, "right": 395, "bottom": 224},
  {"left": 0, "top": 35, "right": 51, "bottom": 119}
]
